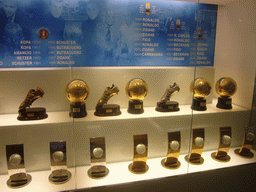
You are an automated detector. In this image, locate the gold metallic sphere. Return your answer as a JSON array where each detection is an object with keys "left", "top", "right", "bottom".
[
  {"left": 215, "top": 77, "right": 237, "bottom": 97},
  {"left": 126, "top": 78, "right": 148, "bottom": 101},
  {"left": 190, "top": 77, "right": 212, "bottom": 98},
  {"left": 66, "top": 79, "right": 90, "bottom": 103}
]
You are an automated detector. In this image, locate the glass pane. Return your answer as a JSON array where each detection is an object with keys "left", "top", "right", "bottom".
[{"left": 188, "top": 0, "right": 256, "bottom": 186}]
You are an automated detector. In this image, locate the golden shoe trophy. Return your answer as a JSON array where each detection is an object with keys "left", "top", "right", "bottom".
[
  {"left": 94, "top": 84, "right": 121, "bottom": 116},
  {"left": 215, "top": 77, "right": 237, "bottom": 109},
  {"left": 65, "top": 79, "right": 90, "bottom": 118},
  {"left": 190, "top": 77, "right": 212, "bottom": 111},
  {"left": 17, "top": 87, "right": 48, "bottom": 120},
  {"left": 126, "top": 78, "right": 148, "bottom": 114},
  {"left": 156, "top": 83, "right": 180, "bottom": 112}
]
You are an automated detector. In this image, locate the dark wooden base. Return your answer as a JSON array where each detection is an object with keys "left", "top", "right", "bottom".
[
  {"left": 156, "top": 101, "right": 180, "bottom": 112},
  {"left": 95, "top": 104, "right": 121, "bottom": 116},
  {"left": 127, "top": 100, "right": 144, "bottom": 114},
  {"left": 17, "top": 108, "right": 48, "bottom": 121}
]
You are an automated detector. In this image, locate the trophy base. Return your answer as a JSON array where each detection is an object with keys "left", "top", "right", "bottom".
[
  {"left": 128, "top": 100, "right": 144, "bottom": 114},
  {"left": 7, "top": 173, "right": 32, "bottom": 188},
  {"left": 234, "top": 148, "right": 254, "bottom": 159},
  {"left": 211, "top": 152, "right": 231, "bottom": 162},
  {"left": 156, "top": 101, "right": 180, "bottom": 112},
  {"left": 49, "top": 169, "right": 72, "bottom": 185},
  {"left": 128, "top": 162, "right": 149, "bottom": 174},
  {"left": 70, "top": 103, "right": 87, "bottom": 118},
  {"left": 216, "top": 97, "right": 232, "bottom": 109},
  {"left": 161, "top": 158, "right": 181, "bottom": 169},
  {"left": 87, "top": 165, "right": 109, "bottom": 179},
  {"left": 191, "top": 98, "right": 207, "bottom": 111},
  {"left": 185, "top": 155, "right": 204, "bottom": 165},
  {"left": 94, "top": 104, "right": 121, "bottom": 116},
  {"left": 17, "top": 108, "right": 48, "bottom": 121}
]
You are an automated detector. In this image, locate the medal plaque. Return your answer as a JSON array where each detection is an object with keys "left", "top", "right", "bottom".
[
  {"left": 185, "top": 128, "right": 205, "bottom": 165},
  {"left": 49, "top": 141, "right": 71, "bottom": 184},
  {"left": 235, "top": 125, "right": 255, "bottom": 158},
  {"left": 161, "top": 131, "right": 181, "bottom": 169},
  {"left": 211, "top": 127, "right": 232, "bottom": 162},
  {"left": 6, "top": 144, "right": 31, "bottom": 188},
  {"left": 128, "top": 134, "right": 149, "bottom": 174},
  {"left": 88, "top": 137, "right": 109, "bottom": 179}
]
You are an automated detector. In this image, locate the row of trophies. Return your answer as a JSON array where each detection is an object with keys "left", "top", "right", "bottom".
[
  {"left": 5, "top": 126, "right": 255, "bottom": 188},
  {"left": 17, "top": 77, "right": 237, "bottom": 120}
]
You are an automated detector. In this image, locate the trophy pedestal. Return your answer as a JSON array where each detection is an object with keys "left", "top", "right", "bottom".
[
  {"left": 128, "top": 161, "right": 149, "bottom": 174},
  {"left": 7, "top": 173, "right": 32, "bottom": 188},
  {"left": 191, "top": 98, "right": 207, "bottom": 111},
  {"left": 216, "top": 97, "right": 232, "bottom": 109},
  {"left": 211, "top": 152, "right": 231, "bottom": 162},
  {"left": 128, "top": 100, "right": 144, "bottom": 114},
  {"left": 17, "top": 107, "right": 48, "bottom": 121},
  {"left": 234, "top": 148, "right": 254, "bottom": 158},
  {"left": 161, "top": 158, "right": 181, "bottom": 169},
  {"left": 155, "top": 101, "right": 180, "bottom": 112},
  {"left": 49, "top": 169, "right": 72, "bottom": 184},
  {"left": 94, "top": 104, "right": 121, "bottom": 116},
  {"left": 87, "top": 165, "right": 109, "bottom": 179},
  {"left": 70, "top": 103, "right": 87, "bottom": 118},
  {"left": 185, "top": 154, "right": 204, "bottom": 165}
]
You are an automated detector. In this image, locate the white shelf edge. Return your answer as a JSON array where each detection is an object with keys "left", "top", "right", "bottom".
[
  {"left": 0, "top": 148, "right": 255, "bottom": 192},
  {"left": 0, "top": 99, "right": 249, "bottom": 127}
]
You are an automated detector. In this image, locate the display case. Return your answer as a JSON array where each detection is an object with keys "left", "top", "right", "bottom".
[{"left": 0, "top": 0, "right": 256, "bottom": 191}]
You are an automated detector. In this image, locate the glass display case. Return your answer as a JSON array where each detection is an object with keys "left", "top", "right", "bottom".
[{"left": 0, "top": 0, "right": 255, "bottom": 191}]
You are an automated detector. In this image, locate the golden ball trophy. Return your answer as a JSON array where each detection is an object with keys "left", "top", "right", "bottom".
[
  {"left": 65, "top": 79, "right": 90, "bottom": 118},
  {"left": 126, "top": 78, "right": 148, "bottom": 114},
  {"left": 156, "top": 83, "right": 180, "bottom": 112},
  {"left": 215, "top": 77, "right": 237, "bottom": 109},
  {"left": 190, "top": 77, "right": 212, "bottom": 111},
  {"left": 17, "top": 87, "right": 48, "bottom": 121},
  {"left": 94, "top": 84, "right": 121, "bottom": 116}
]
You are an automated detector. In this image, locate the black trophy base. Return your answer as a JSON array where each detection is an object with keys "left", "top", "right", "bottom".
[
  {"left": 128, "top": 100, "right": 144, "bottom": 114},
  {"left": 94, "top": 104, "right": 121, "bottom": 116},
  {"left": 70, "top": 103, "right": 87, "bottom": 118},
  {"left": 156, "top": 101, "right": 180, "bottom": 112},
  {"left": 216, "top": 97, "right": 232, "bottom": 109},
  {"left": 17, "top": 108, "right": 48, "bottom": 121},
  {"left": 191, "top": 98, "right": 207, "bottom": 111}
]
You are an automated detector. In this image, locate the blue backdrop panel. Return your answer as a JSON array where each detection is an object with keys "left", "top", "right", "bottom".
[{"left": 0, "top": 0, "right": 217, "bottom": 68}]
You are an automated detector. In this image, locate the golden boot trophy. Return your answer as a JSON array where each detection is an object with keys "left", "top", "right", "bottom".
[
  {"left": 17, "top": 87, "right": 48, "bottom": 120},
  {"left": 94, "top": 84, "right": 121, "bottom": 116}
]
